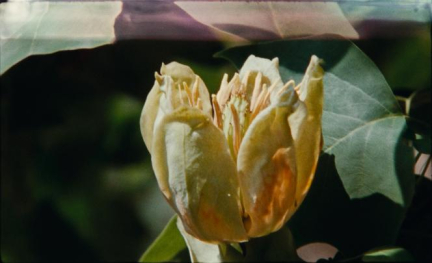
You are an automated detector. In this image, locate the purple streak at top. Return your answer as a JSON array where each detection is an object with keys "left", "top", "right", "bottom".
[{"left": 114, "top": 0, "right": 431, "bottom": 41}]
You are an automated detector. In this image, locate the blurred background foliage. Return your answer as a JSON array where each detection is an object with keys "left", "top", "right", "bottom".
[{"left": 1, "top": 34, "right": 430, "bottom": 262}]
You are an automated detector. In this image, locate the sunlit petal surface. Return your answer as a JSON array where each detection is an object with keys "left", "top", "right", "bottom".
[
  {"left": 141, "top": 55, "right": 324, "bottom": 243},
  {"left": 152, "top": 106, "right": 247, "bottom": 243}
]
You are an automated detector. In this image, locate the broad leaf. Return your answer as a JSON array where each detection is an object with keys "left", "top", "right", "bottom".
[
  {"left": 176, "top": 1, "right": 358, "bottom": 41},
  {"left": 139, "top": 216, "right": 187, "bottom": 262},
  {"left": 0, "top": 1, "right": 122, "bottom": 75},
  {"left": 362, "top": 247, "right": 414, "bottom": 262},
  {"left": 217, "top": 38, "right": 415, "bottom": 255}
]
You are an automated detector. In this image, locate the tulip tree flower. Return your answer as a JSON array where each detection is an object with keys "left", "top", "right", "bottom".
[{"left": 140, "top": 55, "right": 324, "bottom": 244}]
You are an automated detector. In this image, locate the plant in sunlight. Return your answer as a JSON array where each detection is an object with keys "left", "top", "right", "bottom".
[
  {"left": 1, "top": 0, "right": 428, "bottom": 261},
  {"left": 140, "top": 55, "right": 323, "bottom": 246},
  {"left": 139, "top": 39, "right": 419, "bottom": 263}
]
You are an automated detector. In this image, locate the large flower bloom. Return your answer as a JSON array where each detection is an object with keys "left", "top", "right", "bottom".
[{"left": 140, "top": 55, "right": 323, "bottom": 243}]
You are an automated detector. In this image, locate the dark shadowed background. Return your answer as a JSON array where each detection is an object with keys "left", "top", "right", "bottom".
[{"left": 1, "top": 1, "right": 431, "bottom": 261}]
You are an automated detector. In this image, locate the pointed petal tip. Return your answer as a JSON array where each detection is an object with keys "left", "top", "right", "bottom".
[
  {"left": 309, "top": 55, "right": 324, "bottom": 70},
  {"left": 160, "top": 63, "right": 166, "bottom": 74},
  {"left": 154, "top": 72, "right": 163, "bottom": 84},
  {"left": 271, "top": 57, "right": 279, "bottom": 67}
]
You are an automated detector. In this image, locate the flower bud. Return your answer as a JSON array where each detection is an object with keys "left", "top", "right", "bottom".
[{"left": 140, "top": 55, "right": 324, "bottom": 242}]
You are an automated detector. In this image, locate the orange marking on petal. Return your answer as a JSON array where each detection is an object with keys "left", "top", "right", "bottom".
[{"left": 247, "top": 148, "right": 297, "bottom": 236}]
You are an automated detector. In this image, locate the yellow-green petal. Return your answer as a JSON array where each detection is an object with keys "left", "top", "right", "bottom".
[
  {"left": 288, "top": 55, "right": 324, "bottom": 205},
  {"left": 237, "top": 94, "right": 298, "bottom": 238},
  {"left": 152, "top": 106, "right": 248, "bottom": 243}
]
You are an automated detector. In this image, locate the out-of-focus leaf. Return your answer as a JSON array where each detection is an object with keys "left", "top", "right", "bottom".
[
  {"left": 340, "top": 0, "right": 431, "bottom": 38},
  {"left": 0, "top": 1, "right": 122, "bottom": 75},
  {"left": 362, "top": 247, "right": 414, "bottom": 262},
  {"left": 217, "top": 38, "right": 415, "bottom": 256},
  {"left": 341, "top": 1, "right": 431, "bottom": 39},
  {"left": 176, "top": 1, "right": 358, "bottom": 40},
  {"left": 116, "top": 0, "right": 235, "bottom": 41},
  {"left": 139, "top": 216, "right": 187, "bottom": 262},
  {"left": 341, "top": 0, "right": 430, "bottom": 23},
  {"left": 380, "top": 37, "right": 431, "bottom": 91}
]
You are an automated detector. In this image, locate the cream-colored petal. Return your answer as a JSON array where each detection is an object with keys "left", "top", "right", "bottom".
[
  {"left": 140, "top": 62, "right": 212, "bottom": 153},
  {"left": 194, "top": 75, "right": 213, "bottom": 117},
  {"left": 141, "top": 75, "right": 183, "bottom": 155},
  {"left": 177, "top": 219, "right": 243, "bottom": 263},
  {"left": 177, "top": 219, "right": 223, "bottom": 263},
  {"left": 237, "top": 93, "right": 298, "bottom": 238},
  {"left": 152, "top": 106, "right": 248, "bottom": 243},
  {"left": 140, "top": 76, "right": 162, "bottom": 153},
  {"left": 161, "top": 62, "right": 195, "bottom": 85},
  {"left": 239, "top": 55, "right": 283, "bottom": 102},
  {"left": 288, "top": 55, "right": 324, "bottom": 206},
  {"left": 162, "top": 62, "right": 212, "bottom": 116},
  {"left": 239, "top": 55, "right": 281, "bottom": 85}
]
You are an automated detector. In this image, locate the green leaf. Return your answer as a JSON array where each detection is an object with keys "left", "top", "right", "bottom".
[
  {"left": 217, "top": 38, "right": 414, "bottom": 205},
  {"left": 217, "top": 38, "right": 415, "bottom": 256},
  {"left": 362, "top": 247, "right": 414, "bottom": 262},
  {"left": 139, "top": 216, "right": 187, "bottom": 262},
  {"left": 0, "top": 1, "right": 122, "bottom": 75},
  {"left": 377, "top": 37, "right": 431, "bottom": 91}
]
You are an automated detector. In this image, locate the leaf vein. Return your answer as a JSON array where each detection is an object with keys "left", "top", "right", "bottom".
[
  {"left": 324, "top": 110, "right": 366, "bottom": 123},
  {"left": 29, "top": 3, "right": 49, "bottom": 54},
  {"left": 268, "top": 2, "right": 283, "bottom": 38},
  {"left": 327, "top": 73, "right": 393, "bottom": 114},
  {"left": 324, "top": 115, "right": 403, "bottom": 153}
]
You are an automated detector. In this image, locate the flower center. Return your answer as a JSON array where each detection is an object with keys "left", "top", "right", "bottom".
[
  {"left": 211, "top": 71, "right": 294, "bottom": 160},
  {"left": 171, "top": 70, "right": 296, "bottom": 160}
]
